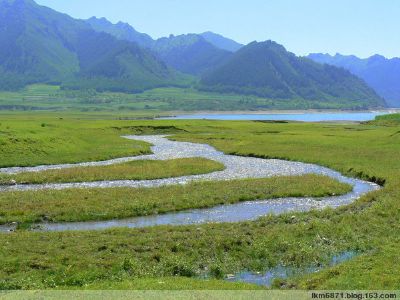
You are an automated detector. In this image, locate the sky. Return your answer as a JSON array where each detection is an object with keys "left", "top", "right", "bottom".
[{"left": 35, "top": 0, "right": 400, "bottom": 58}]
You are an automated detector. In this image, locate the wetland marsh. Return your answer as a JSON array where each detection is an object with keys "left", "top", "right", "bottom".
[{"left": 0, "top": 114, "right": 399, "bottom": 290}]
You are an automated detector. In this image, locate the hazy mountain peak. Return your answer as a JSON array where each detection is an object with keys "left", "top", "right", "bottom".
[
  {"left": 1, "top": 0, "right": 35, "bottom": 5},
  {"left": 116, "top": 21, "right": 130, "bottom": 28},
  {"left": 0, "top": 0, "right": 36, "bottom": 10},
  {"left": 152, "top": 33, "right": 232, "bottom": 75},
  {"left": 86, "top": 18, "right": 233, "bottom": 76},
  {"left": 243, "top": 40, "right": 290, "bottom": 56},
  {"left": 156, "top": 33, "right": 202, "bottom": 47},
  {"left": 88, "top": 16, "right": 108, "bottom": 23},
  {"left": 259, "top": 39, "right": 286, "bottom": 49},
  {"left": 86, "top": 16, "right": 154, "bottom": 48},
  {"left": 200, "top": 31, "right": 243, "bottom": 52},
  {"left": 368, "top": 54, "right": 386, "bottom": 63},
  {"left": 308, "top": 52, "right": 400, "bottom": 107}
]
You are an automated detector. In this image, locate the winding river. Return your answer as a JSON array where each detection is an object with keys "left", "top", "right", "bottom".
[{"left": 0, "top": 135, "right": 380, "bottom": 232}]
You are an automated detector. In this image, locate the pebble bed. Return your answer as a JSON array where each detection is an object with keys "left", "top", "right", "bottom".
[{"left": 0, "top": 135, "right": 380, "bottom": 232}]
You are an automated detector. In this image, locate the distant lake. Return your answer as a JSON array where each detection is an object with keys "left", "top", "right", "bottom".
[{"left": 160, "top": 111, "right": 394, "bottom": 122}]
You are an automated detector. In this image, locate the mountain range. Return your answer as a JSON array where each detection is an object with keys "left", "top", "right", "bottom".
[
  {"left": 86, "top": 16, "right": 243, "bottom": 53},
  {"left": 200, "top": 41, "right": 383, "bottom": 107},
  {"left": 0, "top": 0, "right": 184, "bottom": 92},
  {"left": 86, "top": 17, "right": 235, "bottom": 75},
  {"left": 151, "top": 34, "right": 233, "bottom": 75},
  {"left": 308, "top": 53, "right": 400, "bottom": 107},
  {"left": 0, "top": 0, "right": 388, "bottom": 109},
  {"left": 86, "top": 17, "right": 154, "bottom": 49}
]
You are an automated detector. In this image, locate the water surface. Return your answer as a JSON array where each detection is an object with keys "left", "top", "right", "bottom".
[
  {"left": 160, "top": 111, "right": 393, "bottom": 122},
  {"left": 226, "top": 251, "right": 358, "bottom": 287}
]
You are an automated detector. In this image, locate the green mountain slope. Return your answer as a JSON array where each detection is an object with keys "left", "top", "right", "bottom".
[
  {"left": 0, "top": 0, "right": 82, "bottom": 89},
  {"left": 0, "top": 0, "right": 183, "bottom": 92},
  {"left": 200, "top": 41, "right": 385, "bottom": 108},
  {"left": 308, "top": 53, "right": 400, "bottom": 108},
  {"left": 151, "top": 34, "right": 233, "bottom": 75},
  {"left": 62, "top": 29, "right": 184, "bottom": 92}
]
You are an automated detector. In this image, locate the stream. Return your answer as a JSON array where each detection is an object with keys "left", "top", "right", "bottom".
[{"left": 0, "top": 135, "right": 380, "bottom": 232}]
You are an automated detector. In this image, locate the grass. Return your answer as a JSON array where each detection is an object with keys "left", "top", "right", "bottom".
[
  {"left": 0, "top": 174, "right": 349, "bottom": 224},
  {"left": 372, "top": 113, "right": 400, "bottom": 126},
  {"left": 0, "top": 158, "right": 225, "bottom": 184},
  {"left": 0, "top": 84, "right": 378, "bottom": 113},
  {"left": 0, "top": 117, "right": 152, "bottom": 168},
  {"left": 375, "top": 113, "right": 400, "bottom": 121},
  {"left": 287, "top": 242, "right": 400, "bottom": 289},
  {"left": 0, "top": 115, "right": 399, "bottom": 289},
  {"left": 65, "top": 277, "right": 265, "bottom": 290}
]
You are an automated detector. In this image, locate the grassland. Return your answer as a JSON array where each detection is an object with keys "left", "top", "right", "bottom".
[
  {"left": 0, "top": 117, "right": 152, "bottom": 168},
  {"left": 375, "top": 113, "right": 400, "bottom": 120},
  {"left": 70, "top": 277, "right": 264, "bottom": 290},
  {"left": 0, "top": 84, "right": 372, "bottom": 113},
  {"left": 0, "top": 114, "right": 399, "bottom": 290},
  {"left": 0, "top": 174, "right": 350, "bottom": 225},
  {"left": 0, "top": 158, "right": 224, "bottom": 185},
  {"left": 373, "top": 113, "right": 400, "bottom": 126}
]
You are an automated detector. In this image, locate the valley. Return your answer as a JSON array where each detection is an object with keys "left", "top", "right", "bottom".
[
  {"left": 0, "top": 113, "right": 399, "bottom": 290},
  {"left": 0, "top": 0, "right": 399, "bottom": 295}
]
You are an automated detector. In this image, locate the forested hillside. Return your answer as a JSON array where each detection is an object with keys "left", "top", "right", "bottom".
[{"left": 200, "top": 41, "right": 384, "bottom": 108}]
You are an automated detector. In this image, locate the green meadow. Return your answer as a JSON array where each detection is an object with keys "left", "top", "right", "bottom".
[
  {"left": 0, "top": 158, "right": 225, "bottom": 184},
  {"left": 0, "top": 174, "right": 349, "bottom": 225},
  {"left": 0, "top": 84, "right": 370, "bottom": 113},
  {"left": 0, "top": 113, "right": 399, "bottom": 289}
]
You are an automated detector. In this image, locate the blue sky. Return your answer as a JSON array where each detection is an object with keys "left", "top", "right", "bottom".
[{"left": 35, "top": 0, "right": 400, "bottom": 58}]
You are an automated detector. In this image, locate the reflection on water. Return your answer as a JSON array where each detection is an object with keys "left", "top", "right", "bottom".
[{"left": 225, "top": 251, "right": 358, "bottom": 287}]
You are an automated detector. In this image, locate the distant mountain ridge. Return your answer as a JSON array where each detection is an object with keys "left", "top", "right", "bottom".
[
  {"left": 85, "top": 18, "right": 235, "bottom": 76},
  {"left": 86, "top": 17, "right": 154, "bottom": 48},
  {"left": 308, "top": 53, "right": 400, "bottom": 107},
  {"left": 200, "top": 32, "right": 243, "bottom": 52},
  {"left": 151, "top": 34, "right": 233, "bottom": 75},
  {"left": 200, "top": 41, "right": 384, "bottom": 108},
  {"left": 86, "top": 17, "right": 244, "bottom": 53}
]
